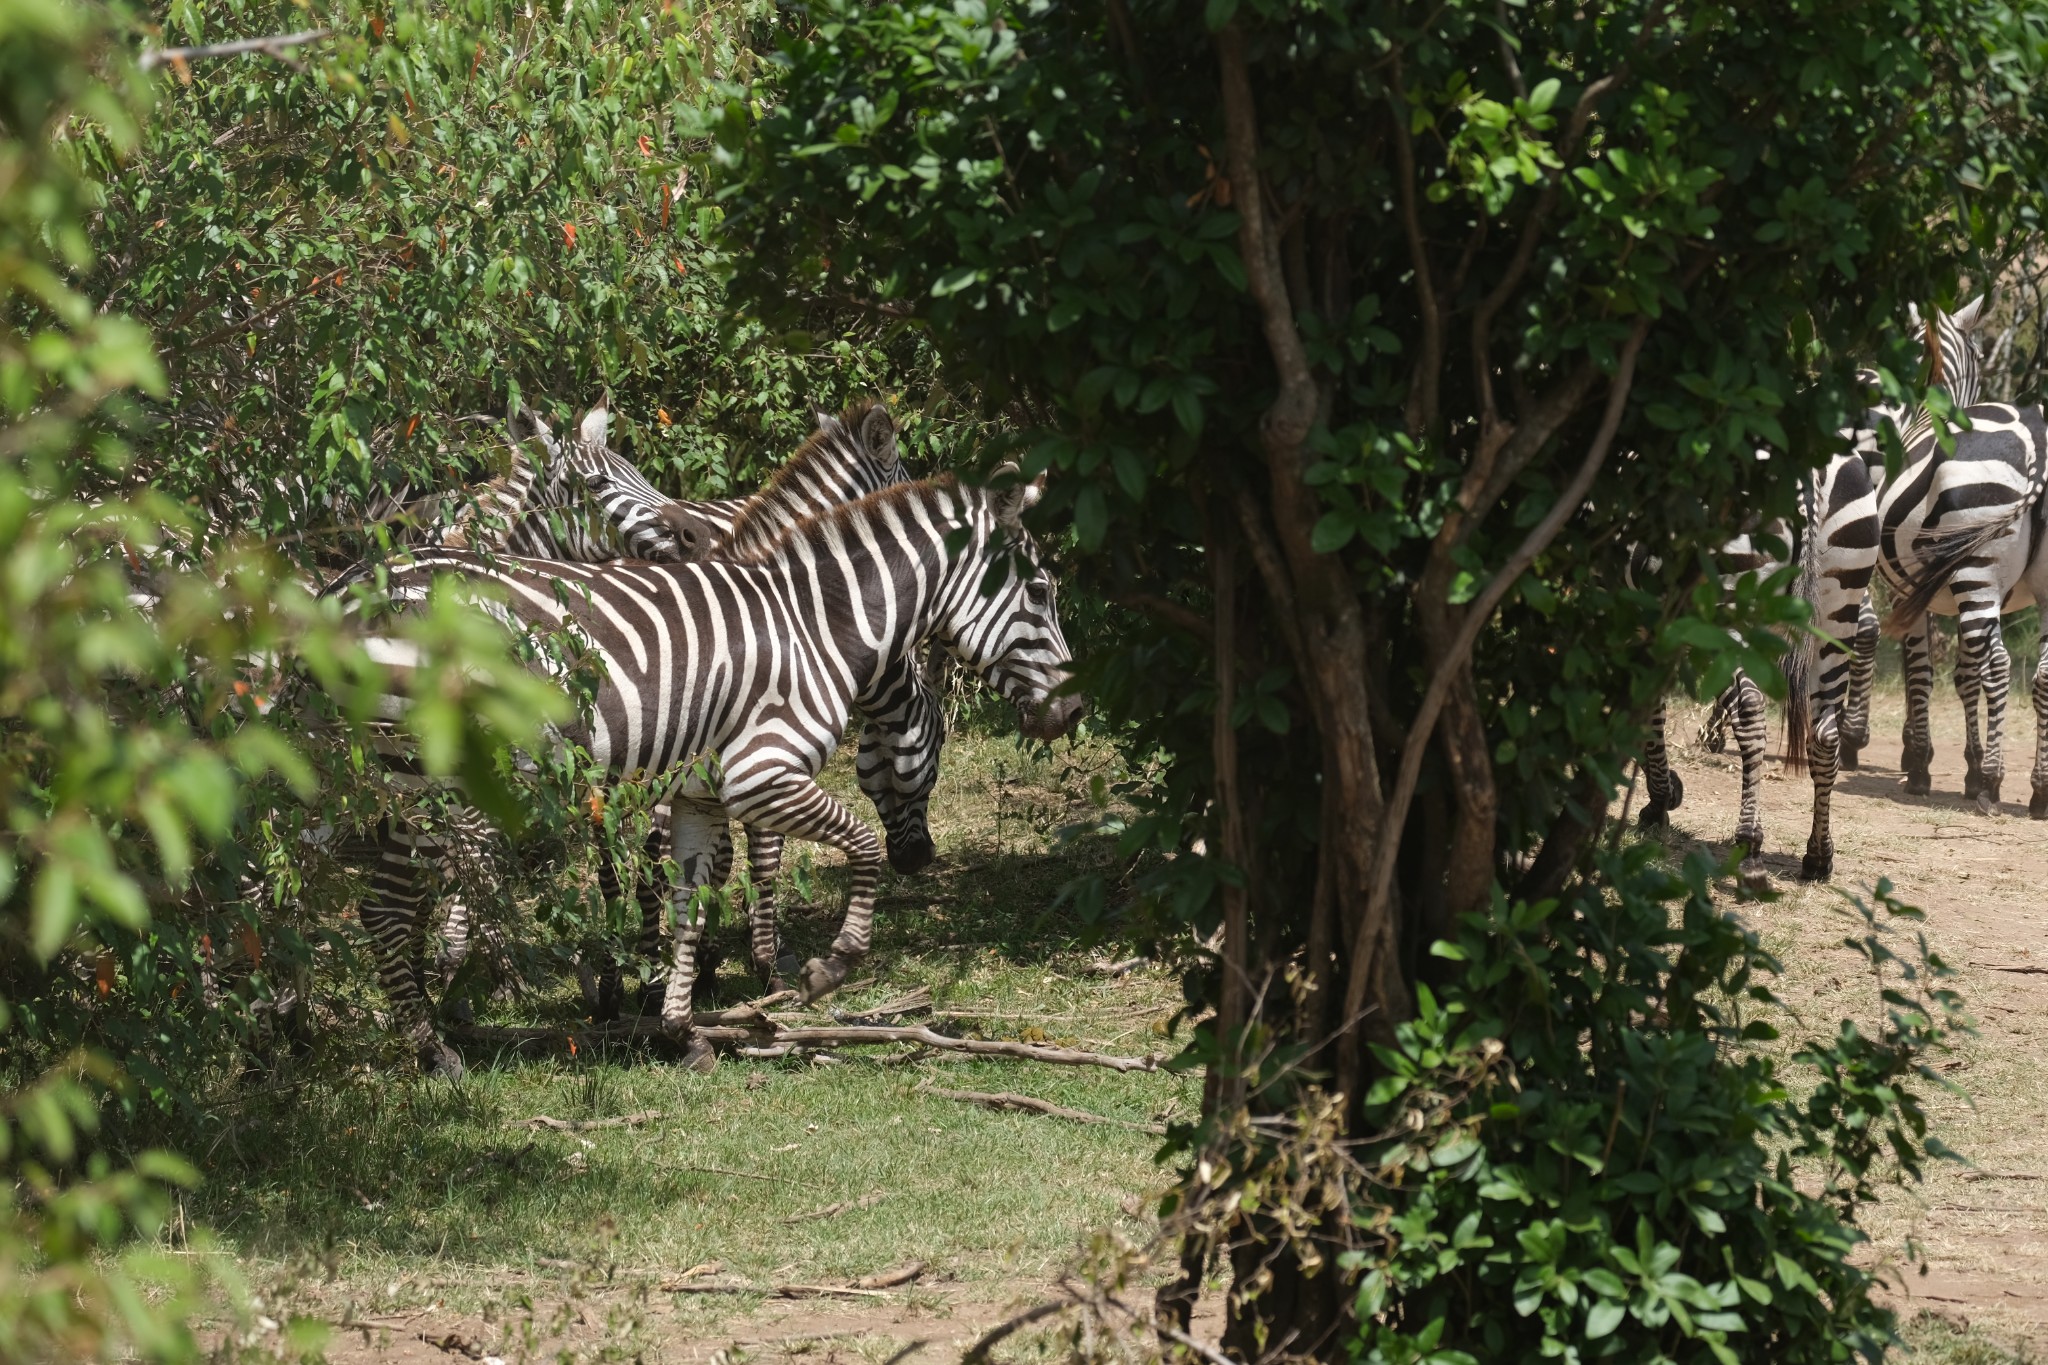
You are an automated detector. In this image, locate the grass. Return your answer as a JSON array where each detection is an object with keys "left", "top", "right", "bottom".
[{"left": 174, "top": 723, "right": 1196, "bottom": 1342}]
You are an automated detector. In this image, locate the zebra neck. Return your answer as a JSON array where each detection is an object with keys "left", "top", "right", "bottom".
[{"left": 784, "top": 502, "right": 970, "bottom": 702}]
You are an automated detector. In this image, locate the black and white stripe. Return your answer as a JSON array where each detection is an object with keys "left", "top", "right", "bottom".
[{"left": 350, "top": 474, "right": 1078, "bottom": 1073}]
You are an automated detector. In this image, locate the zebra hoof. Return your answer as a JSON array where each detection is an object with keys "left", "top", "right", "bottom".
[
  {"left": 1976, "top": 790, "right": 2000, "bottom": 816},
  {"left": 1637, "top": 803, "right": 1669, "bottom": 830},
  {"left": 1733, "top": 834, "right": 1763, "bottom": 864},
  {"left": 2031, "top": 788, "right": 2048, "bottom": 820},
  {"left": 1903, "top": 772, "right": 1932, "bottom": 797},
  {"left": 800, "top": 956, "right": 850, "bottom": 1004},
  {"left": 679, "top": 1036, "right": 718, "bottom": 1075},
  {"left": 419, "top": 1039, "right": 466, "bottom": 1081},
  {"left": 1800, "top": 847, "right": 1834, "bottom": 882},
  {"left": 1838, "top": 744, "right": 1861, "bottom": 772},
  {"left": 1963, "top": 769, "right": 1984, "bottom": 800}
]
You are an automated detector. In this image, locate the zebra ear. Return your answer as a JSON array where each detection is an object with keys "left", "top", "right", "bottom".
[
  {"left": 988, "top": 462, "right": 1044, "bottom": 527},
  {"left": 578, "top": 396, "right": 611, "bottom": 448},
  {"left": 859, "top": 404, "right": 897, "bottom": 461},
  {"left": 1953, "top": 295, "right": 1990, "bottom": 332}
]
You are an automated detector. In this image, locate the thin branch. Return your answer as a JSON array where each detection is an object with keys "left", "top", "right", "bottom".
[
  {"left": 139, "top": 28, "right": 331, "bottom": 72},
  {"left": 1389, "top": 59, "right": 1443, "bottom": 439},
  {"left": 1360, "top": 316, "right": 1652, "bottom": 950}
]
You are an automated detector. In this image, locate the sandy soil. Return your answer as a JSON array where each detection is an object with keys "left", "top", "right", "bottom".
[{"left": 1658, "top": 691, "right": 2048, "bottom": 1351}]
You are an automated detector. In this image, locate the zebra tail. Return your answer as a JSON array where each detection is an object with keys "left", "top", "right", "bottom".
[
  {"left": 1879, "top": 509, "right": 2030, "bottom": 636},
  {"left": 1782, "top": 480, "right": 1818, "bottom": 776}
]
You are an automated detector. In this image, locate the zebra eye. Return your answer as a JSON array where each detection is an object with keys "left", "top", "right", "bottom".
[{"left": 1025, "top": 580, "right": 1050, "bottom": 607}]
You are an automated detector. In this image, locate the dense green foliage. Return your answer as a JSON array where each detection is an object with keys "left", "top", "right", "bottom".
[{"left": 710, "top": 0, "right": 2047, "bottom": 1355}]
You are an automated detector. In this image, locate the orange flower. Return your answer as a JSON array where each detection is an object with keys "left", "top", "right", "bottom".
[
  {"left": 638, "top": 135, "right": 653, "bottom": 157},
  {"left": 405, "top": 414, "right": 421, "bottom": 440},
  {"left": 656, "top": 408, "right": 673, "bottom": 427},
  {"left": 563, "top": 222, "right": 578, "bottom": 249},
  {"left": 96, "top": 952, "right": 116, "bottom": 999}
]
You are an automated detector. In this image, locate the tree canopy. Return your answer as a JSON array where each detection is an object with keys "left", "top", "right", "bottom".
[{"left": 711, "top": 0, "right": 2048, "bottom": 1354}]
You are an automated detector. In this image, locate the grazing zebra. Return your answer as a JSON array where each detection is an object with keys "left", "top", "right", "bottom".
[{"left": 342, "top": 472, "right": 1078, "bottom": 1074}]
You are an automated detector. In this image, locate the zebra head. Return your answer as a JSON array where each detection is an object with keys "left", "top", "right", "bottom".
[
  {"left": 936, "top": 466, "right": 1083, "bottom": 742},
  {"left": 1906, "top": 296, "right": 1992, "bottom": 410},
  {"left": 558, "top": 399, "right": 717, "bottom": 562}
]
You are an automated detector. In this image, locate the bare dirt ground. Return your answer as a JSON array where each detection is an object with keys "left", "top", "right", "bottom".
[{"left": 1660, "top": 689, "right": 2048, "bottom": 1354}]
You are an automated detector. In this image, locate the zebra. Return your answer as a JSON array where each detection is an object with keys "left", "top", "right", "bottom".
[
  {"left": 368, "top": 398, "right": 719, "bottom": 564},
  {"left": 1636, "top": 445, "right": 1878, "bottom": 881},
  {"left": 1839, "top": 297, "right": 1991, "bottom": 771},
  {"left": 600, "top": 413, "right": 952, "bottom": 1003},
  {"left": 423, "top": 401, "right": 948, "bottom": 1010},
  {"left": 1876, "top": 397, "right": 2048, "bottom": 814},
  {"left": 339, "top": 471, "right": 1079, "bottom": 1075},
  {"left": 1636, "top": 302, "right": 1985, "bottom": 875}
]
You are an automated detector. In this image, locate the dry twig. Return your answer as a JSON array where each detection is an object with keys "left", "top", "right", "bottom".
[
  {"left": 139, "top": 27, "right": 330, "bottom": 71},
  {"left": 918, "top": 1083, "right": 1165, "bottom": 1135},
  {"left": 780, "top": 1190, "right": 887, "bottom": 1225},
  {"left": 852, "top": 1261, "right": 927, "bottom": 1290},
  {"left": 507, "top": 1110, "right": 661, "bottom": 1133}
]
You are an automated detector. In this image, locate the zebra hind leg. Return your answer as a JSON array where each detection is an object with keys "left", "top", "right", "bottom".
[
  {"left": 1899, "top": 619, "right": 1936, "bottom": 795},
  {"left": 1638, "top": 702, "right": 1684, "bottom": 828},
  {"left": 1729, "top": 675, "right": 1767, "bottom": 861},
  {"left": 351, "top": 820, "right": 464, "bottom": 1079},
  {"left": 1840, "top": 593, "right": 1878, "bottom": 771},
  {"left": 2032, "top": 629, "right": 2048, "bottom": 819},
  {"left": 1800, "top": 707, "right": 1841, "bottom": 882}
]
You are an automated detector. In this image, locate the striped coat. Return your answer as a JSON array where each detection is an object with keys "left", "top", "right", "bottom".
[{"left": 355, "top": 474, "right": 1078, "bottom": 1073}]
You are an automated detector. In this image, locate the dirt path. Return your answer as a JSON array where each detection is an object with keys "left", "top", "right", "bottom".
[{"left": 1660, "top": 692, "right": 2048, "bottom": 1349}]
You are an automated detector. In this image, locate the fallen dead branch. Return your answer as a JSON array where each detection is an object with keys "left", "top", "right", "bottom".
[
  {"left": 689, "top": 1024, "right": 1160, "bottom": 1072},
  {"left": 1961, "top": 1170, "right": 2048, "bottom": 1182},
  {"left": 659, "top": 1279, "right": 892, "bottom": 1300},
  {"left": 918, "top": 1083, "right": 1166, "bottom": 1135},
  {"left": 508, "top": 1110, "right": 661, "bottom": 1133},
  {"left": 780, "top": 1190, "right": 886, "bottom": 1225},
  {"left": 1089, "top": 957, "right": 1146, "bottom": 977},
  {"left": 447, "top": 1001, "right": 1159, "bottom": 1072},
  {"left": 853, "top": 1261, "right": 927, "bottom": 1290},
  {"left": 1976, "top": 962, "right": 2048, "bottom": 976}
]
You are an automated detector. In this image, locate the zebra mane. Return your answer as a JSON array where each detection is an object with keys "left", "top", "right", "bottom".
[
  {"left": 717, "top": 400, "right": 905, "bottom": 557},
  {"left": 727, "top": 472, "right": 1041, "bottom": 569}
]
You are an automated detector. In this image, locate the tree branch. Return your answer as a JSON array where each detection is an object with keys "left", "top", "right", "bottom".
[
  {"left": 1355, "top": 316, "right": 1651, "bottom": 1004},
  {"left": 139, "top": 28, "right": 331, "bottom": 72},
  {"left": 1390, "top": 60, "right": 1443, "bottom": 441}
]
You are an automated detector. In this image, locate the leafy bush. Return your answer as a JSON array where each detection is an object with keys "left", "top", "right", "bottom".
[{"left": 707, "top": 0, "right": 2048, "bottom": 1353}]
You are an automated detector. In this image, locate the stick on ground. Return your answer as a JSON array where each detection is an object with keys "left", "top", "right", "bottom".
[
  {"left": 780, "top": 1190, "right": 886, "bottom": 1225},
  {"left": 508, "top": 1110, "right": 661, "bottom": 1132},
  {"left": 919, "top": 1084, "right": 1166, "bottom": 1135},
  {"left": 852, "top": 1261, "right": 927, "bottom": 1290}
]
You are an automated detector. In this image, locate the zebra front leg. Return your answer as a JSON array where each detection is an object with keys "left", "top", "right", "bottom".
[
  {"left": 1957, "top": 614, "right": 2010, "bottom": 810},
  {"left": 733, "top": 779, "right": 884, "bottom": 1005},
  {"left": 1900, "top": 617, "right": 1936, "bottom": 795},
  {"left": 657, "top": 800, "right": 728, "bottom": 1072},
  {"left": 2031, "top": 627, "right": 2048, "bottom": 819},
  {"left": 1638, "top": 702, "right": 1683, "bottom": 828},
  {"left": 1840, "top": 592, "right": 1879, "bottom": 770},
  {"left": 1729, "top": 674, "right": 1767, "bottom": 861},
  {"left": 352, "top": 819, "right": 464, "bottom": 1079}
]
